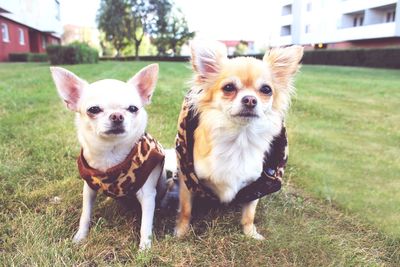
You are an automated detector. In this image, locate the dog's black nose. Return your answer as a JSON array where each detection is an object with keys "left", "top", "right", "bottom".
[
  {"left": 241, "top": 96, "right": 257, "bottom": 109},
  {"left": 109, "top": 112, "right": 124, "bottom": 123}
]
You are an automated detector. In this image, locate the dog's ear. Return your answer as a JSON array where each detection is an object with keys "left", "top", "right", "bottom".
[
  {"left": 264, "top": 45, "right": 304, "bottom": 87},
  {"left": 264, "top": 46, "right": 303, "bottom": 113},
  {"left": 128, "top": 64, "right": 159, "bottom": 105},
  {"left": 191, "top": 40, "right": 227, "bottom": 79},
  {"left": 50, "top": 67, "right": 88, "bottom": 111}
]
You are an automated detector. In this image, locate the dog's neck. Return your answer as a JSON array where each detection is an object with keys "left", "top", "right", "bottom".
[
  {"left": 77, "top": 124, "right": 146, "bottom": 172},
  {"left": 193, "top": 109, "right": 283, "bottom": 202}
]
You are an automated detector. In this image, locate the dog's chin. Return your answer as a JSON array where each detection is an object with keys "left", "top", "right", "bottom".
[
  {"left": 231, "top": 111, "right": 260, "bottom": 122},
  {"left": 102, "top": 127, "right": 127, "bottom": 137}
]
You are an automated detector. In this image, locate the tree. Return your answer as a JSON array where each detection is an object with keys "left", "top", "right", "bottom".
[
  {"left": 147, "top": 0, "right": 172, "bottom": 55},
  {"left": 97, "top": 0, "right": 194, "bottom": 58},
  {"left": 99, "top": 31, "right": 116, "bottom": 56},
  {"left": 166, "top": 10, "right": 195, "bottom": 55},
  {"left": 150, "top": 4, "right": 195, "bottom": 56},
  {"left": 121, "top": 34, "right": 157, "bottom": 56},
  {"left": 97, "top": 0, "right": 130, "bottom": 57},
  {"left": 126, "top": 0, "right": 159, "bottom": 60},
  {"left": 233, "top": 41, "right": 249, "bottom": 56}
]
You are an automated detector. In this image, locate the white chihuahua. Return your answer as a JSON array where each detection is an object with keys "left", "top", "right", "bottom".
[{"left": 50, "top": 64, "right": 166, "bottom": 250}]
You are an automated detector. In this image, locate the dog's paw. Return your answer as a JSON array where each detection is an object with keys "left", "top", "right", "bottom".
[
  {"left": 243, "top": 224, "right": 265, "bottom": 240},
  {"left": 248, "top": 231, "right": 265, "bottom": 240},
  {"left": 139, "top": 239, "right": 152, "bottom": 251},
  {"left": 174, "top": 224, "right": 189, "bottom": 238},
  {"left": 72, "top": 230, "right": 88, "bottom": 243}
]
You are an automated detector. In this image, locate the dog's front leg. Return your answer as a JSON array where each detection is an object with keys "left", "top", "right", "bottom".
[
  {"left": 136, "top": 164, "right": 161, "bottom": 250},
  {"left": 241, "top": 199, "right": 265, "bottom": 240},
  {"left": 175, "top": 173, "right": 192, "bottom": 238},
  {"left": 136, "top": 187, "right": 156, "bottom": 250},
  {"left": 73, "top": 182, "right": 97, "bottom": 243}
]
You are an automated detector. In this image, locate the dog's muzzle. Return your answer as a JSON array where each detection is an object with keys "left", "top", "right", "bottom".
[
  {"left": 235, "top": 110, "right": 259, "bottom": 118},
  {"left": 234, "top": 95, "right": 259, "bottom": 118},
  {"left": 105, "top": 125, "right": 125, "bottom": 135},
  {"left": 105, "top": 112, "right": 126, "bottom": 134}
]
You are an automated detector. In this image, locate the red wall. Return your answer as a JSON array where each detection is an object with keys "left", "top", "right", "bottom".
[
  {"left": 0, "top": 16, "right": 61, "bottom": 61},
  {"left": 0, "top": 17, "right": 30, "bottom": 61}
]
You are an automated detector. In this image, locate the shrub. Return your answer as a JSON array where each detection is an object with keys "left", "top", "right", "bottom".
[
  {"left": 101, "top": 48, "right": 400, "bottom": 69},
  {"left": 28, "top": 53, "right": 48, "bottom": 62},
  {"left": 9, "top": 53, "right": 29, "bottom": 62},
  {"left": 9, "top": 53, "right": 48, "bottom": 62},
  {"left": 302, "top": 48, "right": 400, "bottom": 69},
  {"left": 46, "top": 45, "right": 62, "bottom": 64},
  {"left": 100, "top": 55, "right": 190, "bottom": 62},
  {"left": 46, "top": 43, "right": 99, "bottom": 65}
]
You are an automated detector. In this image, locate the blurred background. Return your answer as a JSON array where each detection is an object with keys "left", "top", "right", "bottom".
[{"left": 0, "top": 0, "right": 399, "bottom": 60}]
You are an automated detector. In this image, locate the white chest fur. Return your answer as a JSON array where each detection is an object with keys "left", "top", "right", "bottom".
[{"left": 194, "top": 112, "right": 282, "bottom": 203}]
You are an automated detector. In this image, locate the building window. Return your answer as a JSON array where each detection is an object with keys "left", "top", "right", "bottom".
[
  {"left": 386, "top": 10, "right": 396, "bottom": 22},
  {"left": 282, "top": 4, "right": 292, "bottom": 16},
  {"left": 305, "top": 24, "right": 311, "bottom": 33},
  {"left": 353, "top": 15, "right": 364, "bottom": 27},
  {"left": 55, "top": 0, "right": 60, "bottom": 20},
  {"left": 42, "top": 35, "right": 47, "bottom": 48},
  {"left": 18, "top": 28, "right": 25, "bottom": 45},
  {"left": 1, "top": 23, "right": 10, "bottom": 42},
  {"left": 281, "top": 25, "right": 291, "bottom": 36}
]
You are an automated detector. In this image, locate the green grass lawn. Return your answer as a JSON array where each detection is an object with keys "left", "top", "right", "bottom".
[
  {"left": 290, "top": 65, "right": 400, "bottom": 237},
  {"left": 0, "top": 62, "right": 399, "bottom": 266}
]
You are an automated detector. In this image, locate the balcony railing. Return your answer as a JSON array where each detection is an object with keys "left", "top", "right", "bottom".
[{"left": 336, "top": 22, "right": 396, "bottom": 41}]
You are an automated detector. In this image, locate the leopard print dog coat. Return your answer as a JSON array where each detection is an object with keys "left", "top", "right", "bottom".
[
  {"left": 175, "top": 97, "right": 288, "bottom": 204},
  {"left": 77, "top": 133, "right": 165, "bottom": 198}
]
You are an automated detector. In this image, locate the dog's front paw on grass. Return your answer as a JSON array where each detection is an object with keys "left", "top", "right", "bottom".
[
  {"left": 72, "top": 231, "right": 88, "bottom": 244},
  {"left": 174, "top": 224, "right": 190, "bottom": 238},
  {"left": 243, "top": 224, "right": 265, "bottom": 240},
  {"left": 139, "top": 238, "right": 152, "bottom": 251}
]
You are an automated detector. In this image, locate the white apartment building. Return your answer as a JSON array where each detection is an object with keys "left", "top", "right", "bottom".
[{"left": 272, "top": 0, "right": 400, "bottom": 48}]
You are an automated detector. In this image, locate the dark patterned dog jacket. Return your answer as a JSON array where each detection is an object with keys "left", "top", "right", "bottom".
[
  {"left": 77, "top": 133, "right": 165, "bottom": 198},
  {"left": 176, "top": 96, "right": 288, "bottom": 204}
]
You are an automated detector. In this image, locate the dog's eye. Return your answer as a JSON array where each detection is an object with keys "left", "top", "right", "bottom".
[
  {"left": 222, "top": 83, "right": 236, "bottom": 93},
  {"left": 260, "top": 84, "right": 272, "bottom": 95},
  {"left": 87, "top": 106, "right": 102, "bottom": 115},
  {"left": 127, "top": 105, "right": 138, "bottom": 113}
]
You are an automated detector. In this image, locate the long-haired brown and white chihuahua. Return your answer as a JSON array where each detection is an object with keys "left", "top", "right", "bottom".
[{"left": 175, "top": 41, "right": 303, "bottom": 239}]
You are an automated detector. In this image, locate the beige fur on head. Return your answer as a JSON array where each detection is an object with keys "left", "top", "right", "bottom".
[
  {"left": 264, "top": 46, "right": 304, "bottom": 115},
  {"left": 190, "top": 40, "right": 228, "bottom": 79},
  {"left": 188, "top": 41, "right": 303, "bottom": 118}
]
